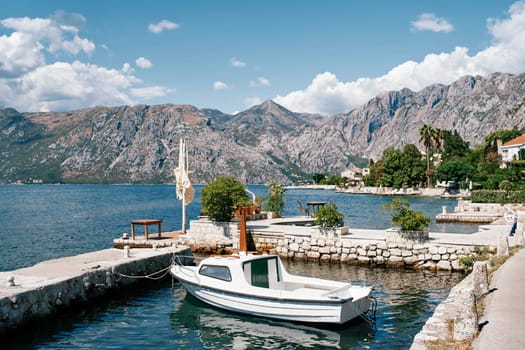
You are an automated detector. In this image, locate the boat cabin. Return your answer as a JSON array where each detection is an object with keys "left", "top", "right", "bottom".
[{"left": 198, "top": 255, "right": 282, "bottom": 289}]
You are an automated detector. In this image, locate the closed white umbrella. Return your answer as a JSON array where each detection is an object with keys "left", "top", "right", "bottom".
[{"left": 175, "top": 138, "right": 194, "bottom": 233}]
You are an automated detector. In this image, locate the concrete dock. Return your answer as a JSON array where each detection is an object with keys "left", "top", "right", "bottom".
[
  {"left": 248, "top": 216, "right": 517, "bottom": 247},
  {"left": 473, "top": 247, "right": 525, "bottom": 350},
  {"left": 0, "top": 245, "right": 192, "bottom": 335}
]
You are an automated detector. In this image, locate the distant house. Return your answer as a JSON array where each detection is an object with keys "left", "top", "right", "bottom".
[
  {"left": 341, "top": 167, "right": 369, "bottom": 187},
  {"left": 500, "top": 134, "right": 525, "bottom": 167}
]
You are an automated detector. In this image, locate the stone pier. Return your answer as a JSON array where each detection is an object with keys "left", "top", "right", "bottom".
[{"left": 0, "top": 245, "right": 192, "bottom": 335}]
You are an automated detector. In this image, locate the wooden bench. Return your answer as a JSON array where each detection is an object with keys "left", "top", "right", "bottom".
[{"left": 131, "top": 219, "right": 162, "bottom": 240}]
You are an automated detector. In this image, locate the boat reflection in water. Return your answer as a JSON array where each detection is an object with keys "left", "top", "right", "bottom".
[{"left": 170, "top": 290, "right": 375, "bottom": 349}]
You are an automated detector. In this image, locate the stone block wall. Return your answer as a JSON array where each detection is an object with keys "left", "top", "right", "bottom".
[
  {"left": 274, "top": 235, "right": 473, "bottom": 271},
  {"left": 183, "top": 219, "right": 480, "bottom": 271},
  {"left": 183, "top": 220, "right": 239, "bottom": 253},
  {"left": 455, "top": 200, "right": 525, "bottom": 214}
]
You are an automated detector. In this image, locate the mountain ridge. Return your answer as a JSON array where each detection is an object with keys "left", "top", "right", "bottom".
[{"left": 1, "top": 72, "right": 524, "bottom": 184}]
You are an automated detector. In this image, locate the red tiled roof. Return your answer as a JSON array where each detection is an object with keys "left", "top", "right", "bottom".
[{"left": 502, "top": 134, "right": 525, "bottom": 147}]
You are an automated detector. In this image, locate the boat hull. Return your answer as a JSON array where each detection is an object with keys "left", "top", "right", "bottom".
[{"left": 177, "top": 278, "right": 371, "bottom": 325}]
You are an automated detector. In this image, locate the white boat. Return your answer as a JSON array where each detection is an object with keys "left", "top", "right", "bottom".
[{"left": 170, "top": 253, "right": 375, "bottom": 325}]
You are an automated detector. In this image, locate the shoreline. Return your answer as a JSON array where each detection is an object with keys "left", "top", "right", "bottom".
[{"left": 335, "top": 186, "right": 469, "bottom": 198}]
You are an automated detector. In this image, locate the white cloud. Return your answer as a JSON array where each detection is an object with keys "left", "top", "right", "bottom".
[
  {"left": 0, "top": 31, "right": 45, "bottom": 77},
  {"left": 243, "top": 96, "right": 262, "bottom": 107},
  {"left": 135, "top": 57, "right": 153, "bottom": 69},
  {"left": 0, "top": 13, "right": 170, "bottom": 112},
  {"left": 121, "top": 62, "right": 134, "bottom": 74},
  {"left": 131, "top": 86, "right": 170, "bottom": 99},
  {"left": 276, "top": 2, "right": 525, "bottom": 115},
  {"left": 0, "top": 13, "right": 95, "bottom": 78},
  {"left": 213, "top": 81, "right": 228, "bottom": 90},
  {"left": 250, "top": 76, "right": 270, "bottom": 87},
  {"left": 230, "top": 57, "right": 246, "bottom": 68},
  {"left": 411, "top": 13, "right": 454, "bottom": 33},
  {"left": 1, "top": 13, "right": 95, "bottom": 56},
  {"left": 0, "top": 61, "right": 137, "bottom": 112},
  {"left": 148, "top": 20, "right": 179, "bottom": 33}
]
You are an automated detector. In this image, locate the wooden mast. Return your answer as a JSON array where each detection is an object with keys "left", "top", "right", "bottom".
[{"left": 239, "top": 207, "right": 248, "bottom": 254}]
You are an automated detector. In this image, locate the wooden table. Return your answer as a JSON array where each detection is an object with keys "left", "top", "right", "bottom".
[
  {"left": 307, "top": 201, "right": 327, "bottom": 215},
  {"left": 131, "top": 219, "right": 162, "bottom": 240}
]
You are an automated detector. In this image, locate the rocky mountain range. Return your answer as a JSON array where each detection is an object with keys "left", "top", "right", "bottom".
[{"left": 1, "top": 72, "right": 524, "bottom": 184}]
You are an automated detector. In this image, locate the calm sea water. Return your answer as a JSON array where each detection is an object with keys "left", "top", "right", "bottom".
[{"left": 0, "top": 184, "right": 468, "bottom": 349}]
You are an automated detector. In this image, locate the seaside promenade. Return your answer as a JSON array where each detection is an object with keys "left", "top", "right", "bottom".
[{"left": 473, "top": 247, "right": 525, "bottom": 350}]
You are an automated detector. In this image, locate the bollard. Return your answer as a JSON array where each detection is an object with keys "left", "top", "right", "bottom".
[
  {"left": 472, "top": 261, "right": 489, "bottom": 297},
  {"left": 517, "top": 211, "right": 525, "bottom": 245},
  {"left": 497, "top": 233, "right": 510, "bottom": 257},
  {"left": 453, "top": 287, "right": 478, "bottom": 341},
  {"left": 7, "top": 276, "right": 15, "bottom": 287},
  {"left": 517, "top": 229, "right": 525, "bottom": 246},
  {"left": 124, "top": 245, "right": 131, "bottom": 258}
]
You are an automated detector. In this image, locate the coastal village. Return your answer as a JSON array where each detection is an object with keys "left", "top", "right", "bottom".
[
  {"left": 2, "top": 129, "right": 525, "bottom": 349},
  {"left": 2, "top": 2, "right": 525, "bottom": 349}
]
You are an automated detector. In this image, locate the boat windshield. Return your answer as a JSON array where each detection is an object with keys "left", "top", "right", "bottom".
[{"left": 199, "top": 265, "right": 232, "bottom": 282}]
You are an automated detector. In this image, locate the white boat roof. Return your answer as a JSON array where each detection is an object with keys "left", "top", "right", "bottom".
[{"left": 200, "top": 253, "right": 277, "bottom": 266}]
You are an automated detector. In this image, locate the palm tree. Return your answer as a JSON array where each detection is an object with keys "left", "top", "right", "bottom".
[
  {"left": 432, "top": 128, "right": 444, "bottom": 152},
  {"left": 419, "top": 124, "right": 435, "bottom": 188}
]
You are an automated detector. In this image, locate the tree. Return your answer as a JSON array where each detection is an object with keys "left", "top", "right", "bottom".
[
  {"left": 377, "top": 145, "right": 425, "bottom": 188},
  {"left": 312, "top": 173, "right": 326, "bottom": 184},
  {"left": 379, "top": 147, "right": 403, "bottom": 187},
  {"left": 263, "top": 181, "right": 286, "bottom": 216},
  {"left": 419, "top": 124, "right": 435, "bottom": 188},
  {"left": 400, "top": 144, "right": 426, "bottom": 187},
  {"left": 436, "top": 161, "right": 475, "bottom": 186},
  {"left": 442, "top": 130, "right": 470, "bottom": 161},
  {"left": 201, "top": 176, "right": 251, "bottom": 222},
  {"left": 364, "top": 159, "right": 383, "bottom": 186},
  {"left": 484, "top": 129, "right": 523, "bottom": 155},
  {"left": 314, "top": 203, "right": 344, "bottom": 228},
  {"left": 381, "top": 198, "right": 431, "bottom": 232},
  {"left": 432, "top": 127, "right": 445, "bottom": 153},
  {"left": 325, "top": 174, "right": 346, "bottom": 186}
]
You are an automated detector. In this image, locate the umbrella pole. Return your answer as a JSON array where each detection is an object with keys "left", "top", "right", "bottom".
[{"left": 182, "top": 187, "right": 186, "bottom": 234}]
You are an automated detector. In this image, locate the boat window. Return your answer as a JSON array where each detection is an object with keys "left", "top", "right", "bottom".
[
  {"left": 199, "top": 265, "right": 232, "bottom": 282},
  {"left": 242, "top": 257, "right": 281, "bottom": 288}
]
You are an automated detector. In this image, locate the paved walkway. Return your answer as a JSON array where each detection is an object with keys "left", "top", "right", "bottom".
[
  {"left": 250, "top": 216, "right": 517, "bottom": 248},
  {"left": 473, "top": 247, "right": 525, "bottom": 350}
]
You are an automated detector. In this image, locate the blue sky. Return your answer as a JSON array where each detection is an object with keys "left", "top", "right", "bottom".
[{"left": 0, "top": 0, "right": 523, "bottom": 115}]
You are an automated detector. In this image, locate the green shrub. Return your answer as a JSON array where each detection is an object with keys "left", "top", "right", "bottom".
[
  {"left": 314, "top": 203, "right": 344, "bottom": 228},
  {"left": 458, "top": 246, "right": 491, "bottom": 269},
  {"left": 201, "top": 176, "right": 251, "bottom": 222},
  {"left": 471, "top": 189, "right": 525, "bottom": 203},
  {"left": 381, "top": 198, "right": 431, "bottom": 232},
  {"left": 263, "top": 182, "right": 286, "bottom": 216}
]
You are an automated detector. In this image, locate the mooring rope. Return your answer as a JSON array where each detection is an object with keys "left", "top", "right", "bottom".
[
  {"left": 116, "top": 252, "right": 198, "bottom": 280},
  {"left": 116, "top": 265, "right": 172, "bottom": 280},
  {"left": 349, "top": 294, "right": 377, "bottom": 329}
]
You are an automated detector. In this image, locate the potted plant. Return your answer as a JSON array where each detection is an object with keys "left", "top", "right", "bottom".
[
  {"left": 314, "top": 203, "right": 344, "bottom": 228},
  {"left": 263, "top": 182, "right": 286, "bottom": 218},
  {"left": 381, "top": 198, "right": 431, "bottom": 242},
  {"left": 254, "top": 196, "right": 263, "bottom": 214},
  {"left": 314, "top": 202, "right": 345, "bottom": 237}
]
